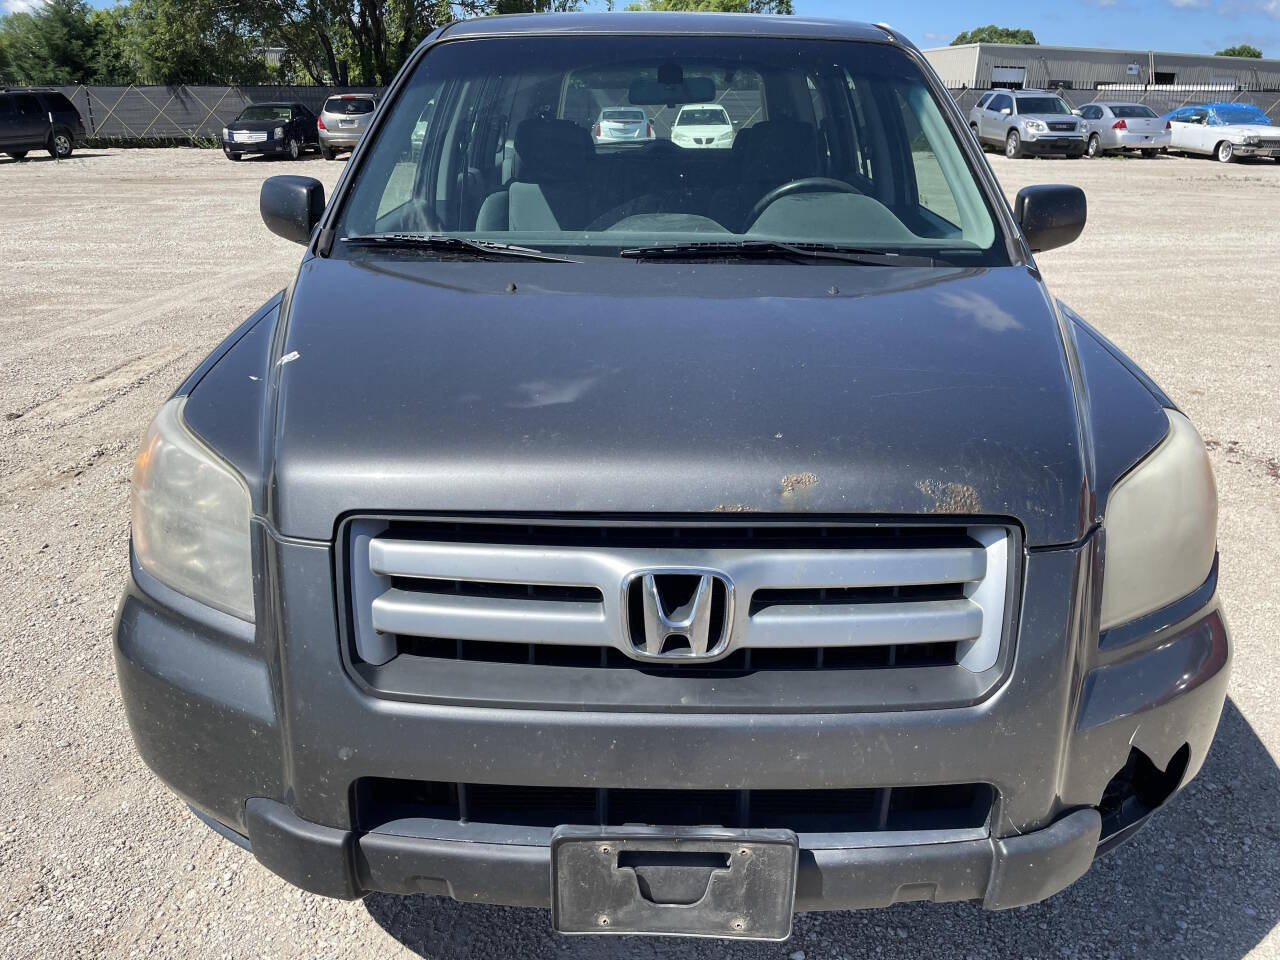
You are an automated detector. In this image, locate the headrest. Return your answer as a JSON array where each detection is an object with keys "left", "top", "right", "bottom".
[
  {"left": 741, "top": 120, "right": 819, "bottom": 182},
  {"left": 513, "top": 118, "right": 592, "bottom": 182}
]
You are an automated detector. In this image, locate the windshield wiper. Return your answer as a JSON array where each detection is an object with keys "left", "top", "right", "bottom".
[
  {"left": 341, "top": 233, "right": 577, "bottom": 263},
  {"left": 618, "top": 240, "right": 936, "bottom": 267}
]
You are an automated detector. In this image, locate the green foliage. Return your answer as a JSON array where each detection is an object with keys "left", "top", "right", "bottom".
[
  {"left": 1, "top": 0, "right": 100, "bottom": 83},
  {"left": 951, "top": 25, "right": 1037, "bottom": 46},
  {"left": 1215, "top": 44, "right": 1262, "bottom": 58},
  {"left": 624, "top": 0, "right": 794, "bottom": 11},
  {"left": 489, "top": 0, "right": 583, "bottom": 11}
]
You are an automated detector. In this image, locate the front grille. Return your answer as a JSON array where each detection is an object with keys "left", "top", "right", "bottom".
[
  {"left": 1255, "top": 138, "right": 1280, "bottom": 149},
  {"left": 353, "top": 777, "right": 995, "bottom": 837},
  {"left": 1048, "top": 121, "right": 1077, "bottom": 132},
  {"left": 341, "top": 518, "right": 1016, "bottom": 711},
  {"left": 232, "top": 130, "right": 268, "bottom": 143}
]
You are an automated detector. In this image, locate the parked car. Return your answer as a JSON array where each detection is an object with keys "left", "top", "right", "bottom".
[
  {"left": 1163, "top": 102, "right": 1280, "bottom": 163},
  {"left": 317, "top": 94, "right": 378, "bottom": 160},
  {"left": 1076, "top": 102, "right": 1171, "bottom": 158},
  {"left": 221, "top": 102, "right": 319, "bottom": 161},
  {"left": 671, "top": 102, "right": 735, "bottom": 148},
  {"left": 0, "top": 87, "right": 86, "bottom": 160},
  {"left": 968, "top": 89, "right": 1087, "bottom": 158},
  {"left": 593, "top": 107, "right": 655, "bottom": 144},
  {"left": 117, "top": 13, "right": 1228, "bottom": 942}
]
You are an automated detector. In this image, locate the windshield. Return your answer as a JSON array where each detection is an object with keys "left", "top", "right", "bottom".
[
  {"left": 334, "top": 35, "right": 1002, "bottom": 263},
  {"left": 1016, "top": 97, "right": 1070, "bottom": 115},
  {"left": 237, "top": 105, "right": 291, "bottom": 122},
  {"left": 325, "top": 97, "right": 375, "bottom": 115},
  {"left": 1212, "top": 105, "right": 1271, "bottom": 125},
  {"left": 1110, "top": 104, "right": 1157, "bottom": 119},
  {"left": 678, "top": 107, "right": 730, "bottom": 126}
]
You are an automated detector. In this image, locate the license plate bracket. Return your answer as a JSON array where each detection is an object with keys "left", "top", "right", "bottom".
[{"left": 551, "top": 826, "right": 798, "bottom": 941}]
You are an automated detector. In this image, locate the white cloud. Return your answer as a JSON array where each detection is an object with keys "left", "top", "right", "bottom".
[
  {"left": 1167, "top": 0, "right": 1210, "bottom": 7},
  {"left": 1, "top": 0, "right": 41, "bottom": 13},
  {"left": 1264, "top": 0, "right": 1280, "bottom": 19}
]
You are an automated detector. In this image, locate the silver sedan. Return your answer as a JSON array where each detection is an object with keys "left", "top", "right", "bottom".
[{"left": 1077, "top": 102, "right": 1171, "bottom": 158}]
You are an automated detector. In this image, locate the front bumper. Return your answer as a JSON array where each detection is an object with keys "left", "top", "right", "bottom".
[
  {"left": 1233, "top": 143, "right": 1280, "bottom": 157},
  {"left": 1023, "top": 135, "right": 1088, "bottom": 156},
  {"left": 113, "top": 530, "right": 1230, "bottom": 914},
  {"left": 222, "top": 137, "right": 289, "bottom": 156}
]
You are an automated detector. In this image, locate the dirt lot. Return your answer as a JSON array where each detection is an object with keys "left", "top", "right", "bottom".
[{"left": 0, "top": 147, "right": 1277, "bottom": 960}]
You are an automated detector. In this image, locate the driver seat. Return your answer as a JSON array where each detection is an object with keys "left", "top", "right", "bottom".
[
  {"left": 476, "top": 119, "right": 594, "bottom": 231},
  {"left": 709, "top": 120, "right": 821, "bottom": 232}
]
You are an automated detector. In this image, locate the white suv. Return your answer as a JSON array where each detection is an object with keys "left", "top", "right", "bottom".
[{"left": 968, "top": 90, "right": 1086, "bottom": 159}]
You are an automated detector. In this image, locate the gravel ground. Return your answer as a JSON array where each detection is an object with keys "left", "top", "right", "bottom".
[{"left": 0, "top": 147, "right": 1277, "bottom": 960}]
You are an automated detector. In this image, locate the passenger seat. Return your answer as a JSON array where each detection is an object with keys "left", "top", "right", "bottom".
[{"left": 476, "top": 119, "right": 595, "bottom": 231}]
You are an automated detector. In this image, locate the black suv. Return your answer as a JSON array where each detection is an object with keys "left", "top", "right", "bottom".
[{"left": 0, "top": 88, "right": 86, "bottom": 160}]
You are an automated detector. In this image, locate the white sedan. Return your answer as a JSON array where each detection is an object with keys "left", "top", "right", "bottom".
[
  {"left": 1164, "top": 103, "right": 1280, "bottom": 163},
  {"left": 671, "top": 104, "right": 736, "bottom": 149}
]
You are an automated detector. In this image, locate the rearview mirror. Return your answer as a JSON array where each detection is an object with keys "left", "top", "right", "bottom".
[
  {"left": 629, "top": 76, "right": 716, "bottom": 106},
  {"left": 1015, "top": 184, "right": 1087, "bottom": 253},
  {"left": 261, "top": 175, "right": 325, "bottom": 245}
]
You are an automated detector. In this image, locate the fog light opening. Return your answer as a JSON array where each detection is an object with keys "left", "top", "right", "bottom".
[{"left": 1098, "top": 743, "right": 1190, "bottom": 843}]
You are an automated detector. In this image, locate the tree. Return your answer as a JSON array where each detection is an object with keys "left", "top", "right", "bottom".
[
  {"left": 127, "top": 0, "right": 269, "bottom": 83},
  {"left": 951, "top": 25, "right": 1037, "bottom": 46},
  {"left": 625, "top": 0, "right": 795, "bottom": 12},
  {"left": 1216, "top": 44, "right": 1262, "bottom": 58},
  {"left": 0, "top": 0, "right": 100, "bottom": 84}
]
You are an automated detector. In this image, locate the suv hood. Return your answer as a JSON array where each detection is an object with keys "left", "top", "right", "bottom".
[{"left": 267, "top": 258, "right": 1089, "bottom": 544}]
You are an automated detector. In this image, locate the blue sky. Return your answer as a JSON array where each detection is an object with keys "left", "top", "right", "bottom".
[
  {"left": 7, "top": 0, "right": 1278, "bottom": 58},
  {"left": 792, "top": 0, "right": 1280, "bottom": 55}
]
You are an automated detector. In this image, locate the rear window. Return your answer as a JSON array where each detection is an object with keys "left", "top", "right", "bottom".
[
  {"left": 677, "top": 108, "right": 730, "bottom": 126},
  {"left": 602, "top": 109, "right": 645, "bottom": 122},
  {"left": 44, "top": 93, "right": 77, "bottom": 113},
  {"left": 325, "top": 97, "right": 376, "bottom": 115},
  {"left": 1110, "top": 105, "right": 1156, "bottom": 119}
]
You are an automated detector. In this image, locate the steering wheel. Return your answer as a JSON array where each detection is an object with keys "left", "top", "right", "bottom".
[{"left": 746, "top": 177, "right": 861, "bottom": 229}]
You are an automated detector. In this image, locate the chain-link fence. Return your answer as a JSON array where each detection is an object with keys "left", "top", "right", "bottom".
[
  {"left": 26, "top": 82, "right": 1280, "bottom": 144},
  {"left": 44, "top": 84, "right": 381, "bottom": 142}
]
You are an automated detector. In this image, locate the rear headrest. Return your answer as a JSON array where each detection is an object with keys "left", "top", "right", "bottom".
[
  {"left": 513, "top": 118, "right": 592, "bottom": 182},
  {"left": 741, "top": 120, "right": 819, "bottom": 183}
]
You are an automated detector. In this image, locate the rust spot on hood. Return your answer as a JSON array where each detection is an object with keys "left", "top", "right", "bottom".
[{"left": 916, "top": 479, "right": 982, "bottom": 514}]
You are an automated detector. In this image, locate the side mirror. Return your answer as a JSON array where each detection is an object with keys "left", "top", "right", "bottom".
[
  {"left": 261, "top": 175, "right": 325, "bottom": 245},
  {"left": 1000, "top": 107, "right": 1012, "bottom": 116},
  {"left": 1015, "top": 184, "right": 1087, "bottom": 253},
  {"left": 1071, "top": 109, "right": 1083, "bottom": 117}
]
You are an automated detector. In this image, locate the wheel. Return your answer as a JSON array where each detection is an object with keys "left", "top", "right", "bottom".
[
  {"left": 1086, "top": 134, "right": 1100, "bottom": 158},
  {"left": 1216, "top": 140, "right": 1235, "bottom": 163},
  {"left": 969, "top": 122, "right": 982, "bottom": 148},
  {"left": 321, "top": 145, "right": 335, "bottom": 161},
  {"left": 223, "top": 147, "right": 242, "bottom": 162},
  {"left": 6, "top": 150, "right": 28, "bottom": 160},
  {"left": 1141, "top": 149, "right": 1159, "bottom": 159},
  {"left": 287, "top": 136, "right": 301, "bottom": 160},
  {"left": 48, "top": 128, "right": 73, "bottom": 159},
  {"left": 1005, "top": 129, "right": 1024, "bottom": 159}
]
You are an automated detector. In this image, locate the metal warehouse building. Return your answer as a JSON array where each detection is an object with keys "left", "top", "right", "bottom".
[{"left": 924, "top": 43, "right": 1280, "bottom": 92}]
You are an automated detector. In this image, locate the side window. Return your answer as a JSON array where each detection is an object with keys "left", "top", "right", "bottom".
[
  {"left": 991, "top": 94, "right": 1011, "bottom": 114},
  {"left": 0, "top": 94, "right": 15, "bottom": 120},
  {"left": 15, "top": 94, "right": 42, "bottom": 118},
  {"left": 977, "top": 93, "right": 993, "bottom": 109},
  {"left": 893, "top": 88, "right": 961, "bottom": 228}
]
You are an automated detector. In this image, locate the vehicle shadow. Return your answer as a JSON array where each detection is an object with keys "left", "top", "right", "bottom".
[
  {"left": 364, "top": 698, "right": 1278, "bottom": 959},
  {"left": 0, "top": 152, "right": 110, "bottom": 164}
]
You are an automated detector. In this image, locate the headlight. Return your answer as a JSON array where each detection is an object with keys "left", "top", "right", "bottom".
[
  {"left": 1245, "top": 135, "right": 1260, "bottom": 145},
  {"left": 1099, "top": 410, "right": 1217, "bottom": 630},
  {"left": 718, "top": 130, "right": 734, "bottom": 141},
  {"left": 1024, "top": 119, "right": 1047, "bottom": 133},
  {"left": 131, "top": 397, "right": 254, "bottom": 621},
  {"left": 222, "top": 128, "right": 230, "bottom": 140},
  {"left": 273, "top": 126, "right": 285, "bottom": 140}
]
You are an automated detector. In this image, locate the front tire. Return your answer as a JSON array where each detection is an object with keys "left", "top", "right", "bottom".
[
  {"left": 1086, "top": 134, "right": 1101, "bottom": 158},
  {"left": 223, "top": 148, "right": 242, "bottom": 162},
  {"left": 1005, "top": 129, "right": 1024, "bottom": 159},
  {"left": 48, "top": 129, "right": 73, "bottom": 159},
  {"left": 1216, "top": 140, "right": 1235, "bottom": 163}
]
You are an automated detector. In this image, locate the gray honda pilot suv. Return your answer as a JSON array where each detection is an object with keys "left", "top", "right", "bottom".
[{"left": 114, "top": 13, "right": 1229, "bottom": 941}]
